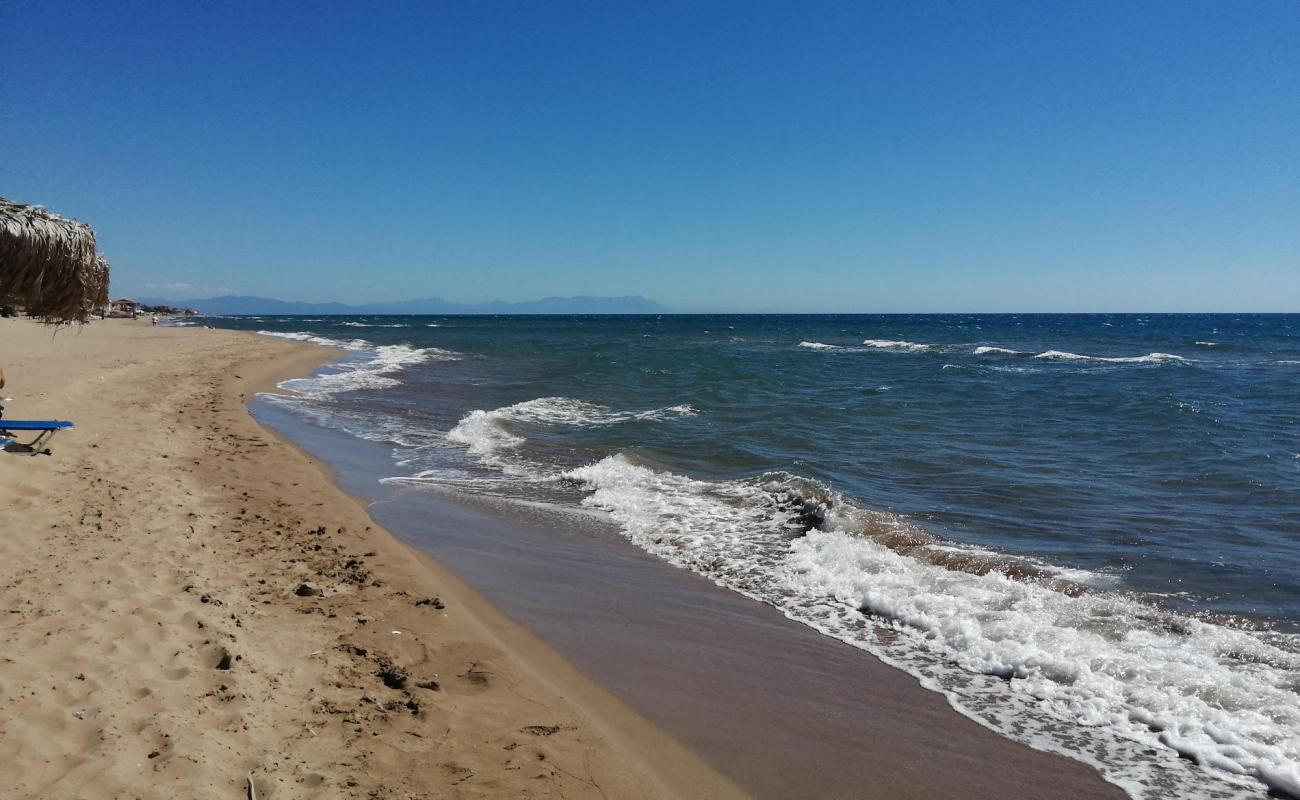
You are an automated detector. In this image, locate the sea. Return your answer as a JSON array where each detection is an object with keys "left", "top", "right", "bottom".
[{"left": 194, "top": 313, "right": 1300, "bottom": 799}]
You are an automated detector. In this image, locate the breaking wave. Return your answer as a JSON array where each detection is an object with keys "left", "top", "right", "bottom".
[
  {"left": 258, "top": 330, "right": 458, "bottom": 399},
  {"left": 447, "top": 397, "right": 697, "bottom": 459},
  {"left": 1033, "top": 350, "right": 1192, "bottom": 364},
  {"left": 804, "top": 340, "right": 1194, "bottom": 366},
  {"left": 861, "top": 339, "right": 948, "bottom": 353},
  {"left": 258, "top": 330, "right": 368, "bottom": 349},
  {"left": 562, "top": 454, "right": 1300, "bottom": 799},
  {"left": 972, "top": 345, "right": 1193, "bottom": 364}
]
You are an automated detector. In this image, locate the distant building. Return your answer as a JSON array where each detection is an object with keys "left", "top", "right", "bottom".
[
  {"left": 108, "top": 299, "right": 140, "bottom": 317},
  {"left": 138, "top": 303, "right": 201, "bottom": 316}
]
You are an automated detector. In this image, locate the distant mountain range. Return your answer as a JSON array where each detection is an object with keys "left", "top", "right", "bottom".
[{"left": 136, "top": 294, "right": 672, "bottom": 315}]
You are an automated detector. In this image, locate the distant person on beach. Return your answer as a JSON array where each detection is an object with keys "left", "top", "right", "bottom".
[{"left": 151, "top": 315, "right": 157, "bottom": 326}]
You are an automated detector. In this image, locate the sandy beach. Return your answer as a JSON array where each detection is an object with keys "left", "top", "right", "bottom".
[{"left": 0, "top": 317, "right": 743, "bottom": 799}]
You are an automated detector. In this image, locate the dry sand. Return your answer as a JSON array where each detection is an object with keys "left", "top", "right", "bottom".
[{"left": 0, "top": 317, "right": 745, "bottom": 800}]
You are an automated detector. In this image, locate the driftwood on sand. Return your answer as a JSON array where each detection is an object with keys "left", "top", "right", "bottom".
[{"left": 0, "top": 196, "right": 111, "bottom": 322}]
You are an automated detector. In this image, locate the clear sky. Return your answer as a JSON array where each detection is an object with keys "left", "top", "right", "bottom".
[{"left": 3, "top": 1, "right": 1298, "bottom": 312}]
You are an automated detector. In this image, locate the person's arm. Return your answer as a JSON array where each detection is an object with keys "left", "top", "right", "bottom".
[{"left": 0, "top": 367, "right": 6, "bottom": 390}]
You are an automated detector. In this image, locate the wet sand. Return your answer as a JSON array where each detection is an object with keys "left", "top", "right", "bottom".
[{"left": 256, "top": 399, "right": 1129, "bottom": 800}]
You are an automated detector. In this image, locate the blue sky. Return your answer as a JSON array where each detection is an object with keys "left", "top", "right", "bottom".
[{"left": 3, "top": 1, "right": 1297, "bottom": 312}]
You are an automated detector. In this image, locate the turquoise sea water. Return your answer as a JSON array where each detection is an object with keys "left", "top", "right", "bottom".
[{"left": 204, "top": 313, "right": 1300, "bottom": 799}]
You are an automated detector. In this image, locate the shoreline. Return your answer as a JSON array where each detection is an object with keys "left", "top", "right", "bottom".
[
  {"left": 249, "top": 338, "right": 1131, "bottom": 799},
  {"left": 242, "top": 339, "right": 750, "bottom": 799},
  {"left": 0, "top": 318, "right": 742, "bottom": 799}
]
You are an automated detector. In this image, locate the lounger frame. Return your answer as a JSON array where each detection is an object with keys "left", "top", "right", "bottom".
[{"left": 0, "top": 421, "right": 74, "bottom": 456}]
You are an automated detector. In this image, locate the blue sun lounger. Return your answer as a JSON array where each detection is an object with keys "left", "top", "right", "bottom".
[{"left": 0, "top": 419, "right": 74, "bottom": 456}]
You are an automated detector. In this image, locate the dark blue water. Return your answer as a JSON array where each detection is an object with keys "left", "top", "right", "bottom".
[{"left": 202, "top": 313, "right": 1300, "bottom": 799}]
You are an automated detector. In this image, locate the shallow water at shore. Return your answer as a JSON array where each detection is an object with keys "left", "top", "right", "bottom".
[
  {"left": 254, "top": 401, "right": 1131, "bottom": 800},
  {"left": 214, "top": 313, "right": 1300, "bottom": 799}
]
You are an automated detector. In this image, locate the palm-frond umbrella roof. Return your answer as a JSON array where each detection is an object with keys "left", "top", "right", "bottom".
[{"left": 0, "top": 196, "right": 111, "bottom": 322}]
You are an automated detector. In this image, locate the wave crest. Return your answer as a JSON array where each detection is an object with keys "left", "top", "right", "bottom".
[
  {"left": 447, "top": 397, "right": 697, "bottom": 459},
  {"left": 258, "top": 330, "right": 458, "bottom": 399},
  {"left": 1034, "top": 350, "right": 1191, "bottom": 364},
  {"left": 861, "top": 339, "right": 944, "bottom": 352}
]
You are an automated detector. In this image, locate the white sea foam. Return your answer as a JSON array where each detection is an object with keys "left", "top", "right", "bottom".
[
  {"left": 1277, "top": 360, "right": 1300, "bottom": 366},
  {"left": 447, "top": 397, "right": 697, "bottom": 461},
  {"left": 257, "top": 330, "right": 458, "bottom": 399},
  {"left": 446, "top": 408, "right": 526, "bottom": 455},
  {"left": 862, "top": 339, "right": 943, "bottom": 352},
  {"left": 563, "top": 454, "right": 1300, "bottom": 799},
  {"left": 381, "top": 467, "right": 518, "bottom": 493},
  {"left": 257, "top": 330, "right": 369, "bottom": 349},
  {"left": 988, "top": 365, "right": 1034, "bottom": 374},
  {"left": 1195, "top": 342, "right": 1219, "bottom": 347},
  {"left": 802, "top": 339, "right": 963, "bottom": 355},
  {"left": 281, "top": 345, "right": 444, "bottom": 398},
  {"left": 970, "top": 346, "right": 1193, "bottom": 365},
  {"left": 1034, "top": 350, "right": 1192, "bottom": 364}
]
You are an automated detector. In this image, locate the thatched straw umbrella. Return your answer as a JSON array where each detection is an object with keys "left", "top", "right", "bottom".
[{"left": 0, "top": 197, "right": 111, "bottom": 322}]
